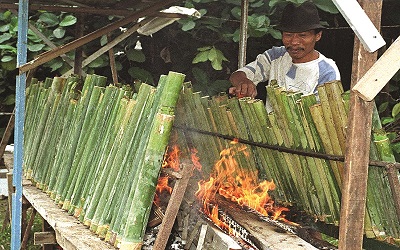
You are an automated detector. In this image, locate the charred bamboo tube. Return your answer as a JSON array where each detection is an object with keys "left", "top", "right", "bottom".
[{"left": 119, "top": 71, "right": 184, "bottom": 250}]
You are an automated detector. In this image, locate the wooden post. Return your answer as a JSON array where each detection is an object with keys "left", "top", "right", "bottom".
[{"left": 338, "top": 1, "right": 383, "bottom": 249}]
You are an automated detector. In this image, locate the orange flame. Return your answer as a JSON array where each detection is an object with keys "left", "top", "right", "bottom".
[{"left": 196, "top": 141, "right": 290, "bottom": 225}]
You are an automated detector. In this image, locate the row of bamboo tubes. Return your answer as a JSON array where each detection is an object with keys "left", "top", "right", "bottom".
[
  {"left": 172, "top": 80, "right": 400, "bottom": 240},
  {"left": 23, "top": 72, "right": 185, "bottom": 249}
]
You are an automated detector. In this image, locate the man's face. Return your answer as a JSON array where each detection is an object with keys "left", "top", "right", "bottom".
[{"left": 282, "top": 30, "right": 322, "bottom": 63}]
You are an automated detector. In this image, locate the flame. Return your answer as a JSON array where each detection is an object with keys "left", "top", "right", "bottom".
[
  {"left": 162, "top": 145, "right": 181, "bottom": 171},
  {"left": 196, "top": 141, "right": 290, "bottom": 226}
]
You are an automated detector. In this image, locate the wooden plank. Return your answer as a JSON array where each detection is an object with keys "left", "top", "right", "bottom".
[
  {"left": 331, "top": 0, "right": 385, "bottom": 52},
  {"left": 34, "top": 232, "right": 57, "bottom": 245},
  {"left": 206, "top": 225, "right": 242, "bottom": 250},
  {"left": 338, "top": 1, "right": 383, "bottom": 249},
  {"left": 153, "top": 160, "right": 194, "bottom": 250},
  {"left": 352, "top": 36, "right": 400, "bottom": 101},
  {"left": 23, "top": 183, "right": 116, "bottom": 250}
]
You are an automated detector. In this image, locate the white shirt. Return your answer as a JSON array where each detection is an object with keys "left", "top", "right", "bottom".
[{"left": 237, "top": 46, "right": 340, "bottom": 111}]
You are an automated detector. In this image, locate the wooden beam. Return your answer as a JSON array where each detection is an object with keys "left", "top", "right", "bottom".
[
  {"left": 153, "top": 160, "right": 194, "bottom": 250},
  {"left": 34, "top": 232, "right": 57, "bottom": 245},
  {"left": 338, "top": 1, "right": 383, "bottom": 250},
  {"left": 18, "top": 0, "right": 180, "bottom": 74},
  {"left": 352, "top": 36, "right": 400, "bottom": 101}
]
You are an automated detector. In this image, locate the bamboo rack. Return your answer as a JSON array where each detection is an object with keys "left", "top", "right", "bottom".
[
  {"left": 173, "top": 80, "right": 400, "bottom": 241},
  {"left": 24, "top": 74, "right": 400, "bottom": 247},
  {"left": 24, "top": 72, "right": 185, "bottom": 249}
]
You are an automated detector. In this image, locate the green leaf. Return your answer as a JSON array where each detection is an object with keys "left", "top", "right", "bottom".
[
  {"left": 208, "top": 47, "right": 217, "bottom": 61},
  {"left": 88, "top": 56, "right": 106, "bottom": 68},
  {"left": 192, "top": 51, "right": 210, "bottom": 64},
  {"left": 231, "top": 6, "right": 241, "bottom": 19},
  {"left": 0, "top": 45, "right": 16, "bottom": 53},
  {"left": 100, "top": 35, "right": 108, "bottom": 46},
  {"left": 28, "top": 43, "right": 45, "bottom": 52},
  {"left": 0, "top": 24, "right": 10, "bottom": 32},
  {"left": 378, "top": 101, "right": 389, "bottom": 114},
  {"left": 1, "top": 59, "right": 16, "bottom": 71},
  {"left": 181, "top": 20, "right": 196, "bottom": 31},
  {"left": 3, "top": 94, "right": 15, "bottom": 105},
  {"left": 128, "top": 67, "right": 154, "bottom": 85},
  {"left": 49, "top": 60, "right": 63, "bottom": 72},
  {"left": 126, "top": 49, "right": 146, "bottom": 62},
  {"left": 392, "top": 142, "right": 400, "bottom": 154},
  {"left": 313, "top": 0, "right": 339, "bottom": 14},
  {"left": 381, "top": 117, "right": 394, "bottom": 125},
  {"left": 53, "top": 27, "right": 66, "bottom": 38},
  {"left": 59, "top": 15, "right": 77, "bottom": 27},
  {"left": 1, "top": 56, "right": 13, "bottom": 62},
  {"left": 392, "top": 102, "right": 400, "bottom": 118},
  {"left": 39, "top": 12, "right": 59, "bottom": 27},
  {"left": 0, "top": 33, "right": 12, "bottom": 43}
]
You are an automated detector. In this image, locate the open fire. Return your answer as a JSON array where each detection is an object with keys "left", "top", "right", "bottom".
[{"left": 194, "top": 140, "right": 293, "bottom": 233}]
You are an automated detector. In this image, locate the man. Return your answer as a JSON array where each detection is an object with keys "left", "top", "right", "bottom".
[{"left": 229, "top": 1, "right": 340, "bottom": 111}]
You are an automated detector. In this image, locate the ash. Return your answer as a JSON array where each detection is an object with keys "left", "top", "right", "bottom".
[{"left": 142, "top": 225, "right": 184, "bottom": 250}]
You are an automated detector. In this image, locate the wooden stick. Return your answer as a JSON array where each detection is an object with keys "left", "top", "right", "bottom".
[
  {"left": 352, "top": 36, "right": 400, "bottom": 101},
  {"left": 20, "top": 208, "right": 37, "bottom": 250},
  {"left": 196, "top": 225, "right": 208, "bottom": 250},
  {"left": 153, "top": 160, "right": 194, "bottom": 250}
]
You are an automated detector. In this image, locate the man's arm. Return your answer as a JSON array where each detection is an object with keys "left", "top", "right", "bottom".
[{"left": 229, "top": 71, "right": 258, "bottom": 98}]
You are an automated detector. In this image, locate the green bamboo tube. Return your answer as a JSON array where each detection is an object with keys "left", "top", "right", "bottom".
[
  {"left": 299, "top": 95, "right": 341, "bottom": 223},
  {"left": 53, "top": 75, "right": 107, "bottom": 204},
  {"left": 266, "top": 83, "right": 293, "bottom": 145},
  {"left": 30, "top": 78, "right": 65, "bottom": 183},
  {"left": 24, "top": 87, "right": 50, "bottom": 179},
  {"left": 64, "top": 86, "right": 119, "bottom": 214},
  {"left": 78, "top": 87, "right": 128, "bottom": 221},
  {"left": 309, "top": 104, "right": 343, "bottom": 186},
  {"left": 317, "top": 83, "right": 346, "bottom": 153},
  {"left": 251, "top": 100, "right": 292, "bottom": 201},
  {"left": 104, "top": 81, "right": 163, "bottom": 240},
  {"left": 61, "top": 86, "right": 104, "bottom": 208},
  {"left": 267, "top": 88, "right": 314, "bottom": 212},
  {"left": 372, "top": 132, "right": 400, "bottom": 237},
  {"left": 106, "top": 90, "right": 157, "bottom": 244},
  {"left": 47, "top": 99, "right": 78, "bottom": 197},
  {"left": 43, "top": 79, "right": 80, "bottom": 192},
  {"left": 119, "top": 72, "right": 184, "bottom": 249},
  {"left": 88, "top": 98, "right": 136, "bottom": 234}
]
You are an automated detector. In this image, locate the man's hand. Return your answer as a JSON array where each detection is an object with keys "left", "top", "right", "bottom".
[{"left": 229, "top": 71, "right": 257, "bottom": 98}]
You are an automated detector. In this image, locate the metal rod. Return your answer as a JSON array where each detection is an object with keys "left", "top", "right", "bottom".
[
  {"left": 238, "top": 0, "right": 249, "bottom": 68},
  {"left": 12, "top": 0, "right": 28, "bottom": 249},
  {"left": 173, "top": 125, "right": 400, "bottom": 169}
]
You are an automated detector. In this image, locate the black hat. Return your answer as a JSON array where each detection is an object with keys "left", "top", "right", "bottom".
[{"left": 275, "top": 1, "right": 325, "bottom": 32}]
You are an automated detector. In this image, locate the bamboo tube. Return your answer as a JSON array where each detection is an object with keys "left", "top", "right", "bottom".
[
  {"left": 299, "top": 95, "right": 341, "bottom": 223},
  {"left": 64, "top": 85, "right": 119, "bottom": 214},
  {"left": 53, "top": 75, "right": 107, "bottom": 204},
  {"left": 119, "top": 71, "right": 184, "bottom": 249},
  {"left": 317, "top": 82, "right": 346, "bottom": 153},
  {"left": 309, "top": 104, "right": 342, "bottom": 186},
  {"left": 60, "top": 86, "right": 104, "bottom": 207},
  {"left": 88, "top": 99, "right": 136, "bottom": 234},
  {"left": 47, "top": 99, "right": 78, "bottom": 197},
  {"left": 78, "top": 87, "right": 128, "bottom": 222}
]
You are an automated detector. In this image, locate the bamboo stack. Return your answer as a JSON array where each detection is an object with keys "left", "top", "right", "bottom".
[
  {"left": 173, "top": 80, "right": 400, "bottom": 240},
  {"left": 24, "top": 72, "right": 185, "bottom": 249}
]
